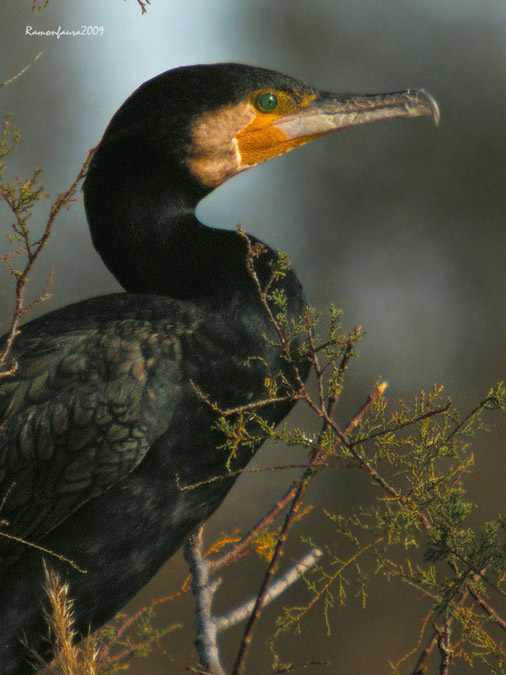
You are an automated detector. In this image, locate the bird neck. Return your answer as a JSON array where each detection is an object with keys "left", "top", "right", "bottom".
[
  {"left": 84, "top": 156, "right": 309, "bottom": 389},
  {"left": 84, "top": 162, "right": 277, "bottom": 305}
]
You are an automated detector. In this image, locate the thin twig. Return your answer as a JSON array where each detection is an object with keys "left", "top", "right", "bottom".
[
  {"left": 468, "top": 589, "right": 506, "bottom": 631},
  {"left": 352, "top": 402, "right": 451, "bottom": 445},
  {"left": 303, "top": 311, "right": 325, "bottom": 407},
  {"left": 31, "top": 0, "right": 50, "bottom": 11},
  {"left": 211, "top": 481, "right": 306, "bottom": 572},
  {"left": 412, "top": 629, "right": 439, "bottom": 674},
  {"left": 329, "top": 324, "right": 361, "bottom": 414},
  {"left": 411, "top": 566, "right": 489, "bottom": 674},
  {"left": 191, "top": 380, "right": 299, "bottom": 416},
  {"left": 0, "top": 147, "right": 95, "bottom": 379},
  {"left": 157, "top": 643, "right": 210, "bottom": 674},
  {"left": 95, "top": 592, "right": 183, "bottom": 666},
  {"left": 273, "top": 662, "right": 330, "bottom": 674},
  {"left": 135, "top": 0, "right": 151, "bottom": 14},
  {"left": 444, "top": 395, "right": 494, "bottom": 443},
  {"left": 178, "top": 462, "right": 344, "bottom": 494},
  {"left": 238, "top": 228, "right": 306, "bottom": 392},
  {"left": 286, "top": 536, "right": 384, "bottom": 630},
  {"left": 0, "top": 52, "right": 43, "bottom": 88},
  {"left": 0, "top": 531, "right": 86, "bottom": 573}
]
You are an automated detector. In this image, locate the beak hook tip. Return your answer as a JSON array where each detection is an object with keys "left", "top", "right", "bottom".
[{"left": 418, "top": 89, "right": 441, "bottom": 126}]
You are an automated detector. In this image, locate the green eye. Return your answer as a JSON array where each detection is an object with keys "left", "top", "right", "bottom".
[{"left": 256, "top": 92, "right": 278, "bottom": 112}]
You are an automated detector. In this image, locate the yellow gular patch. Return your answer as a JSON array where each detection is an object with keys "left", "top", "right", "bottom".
[{"left": 236, "top": 93, "right": 317, "bottom": 167}]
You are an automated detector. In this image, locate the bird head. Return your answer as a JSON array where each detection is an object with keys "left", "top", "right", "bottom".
[{"left": 88, "top": 62, "right": 439, "bottom": 199}]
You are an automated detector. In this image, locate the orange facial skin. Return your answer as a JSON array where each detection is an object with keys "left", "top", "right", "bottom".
[{"left": 236, "top": 91, "right": 318, "bottom": 166}]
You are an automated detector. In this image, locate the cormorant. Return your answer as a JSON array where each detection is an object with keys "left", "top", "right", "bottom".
[{"left": 0, "top": 63, "right": 438, "bottom": 673}]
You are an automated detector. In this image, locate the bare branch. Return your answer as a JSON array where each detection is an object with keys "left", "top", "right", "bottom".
[
  {"left": 436, "top": 621, "right": 451, "bottom": 675},
  {"left": 184, "top": 528, "right": 225, "bottom": 675},
  {"left": 216, "top": 547, "right": 322, "bottom": 633}
]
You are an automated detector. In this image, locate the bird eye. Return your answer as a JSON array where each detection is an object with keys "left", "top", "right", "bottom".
[{"left": 256, "top": 92, "right": 278, "bottom": 112}]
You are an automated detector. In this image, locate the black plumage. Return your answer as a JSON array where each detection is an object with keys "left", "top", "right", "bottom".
[{"left": 0, "top": 63, "right": 438, "bottom": 673}]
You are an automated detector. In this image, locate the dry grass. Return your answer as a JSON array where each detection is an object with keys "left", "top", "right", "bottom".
[{"left": 42, "top": 564, "right": 99, "bottom": 675}]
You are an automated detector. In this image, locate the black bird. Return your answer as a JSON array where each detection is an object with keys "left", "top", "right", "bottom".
[{"left": 0, "top": 63, "right": 438, "bottom": 673}]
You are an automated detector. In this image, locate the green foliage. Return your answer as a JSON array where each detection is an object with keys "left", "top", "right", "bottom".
[
  {"left": 0, "top": 114, "right": 49, "bottom": 276},
  {"left": 268, "top": 370, "right": 505, "bottom": 672},
  {"left": 201, "top": 239, "right": 506, "bottom": 673}
]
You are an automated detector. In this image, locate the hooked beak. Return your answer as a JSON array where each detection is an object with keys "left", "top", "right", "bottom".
[{"left": 274, "top": 88, "right": 440, "bottom": 141}]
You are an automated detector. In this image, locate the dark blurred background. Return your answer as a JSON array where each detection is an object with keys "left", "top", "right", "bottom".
[{"left": 1, "top": 1, "right": 505, "bottom": 672}]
